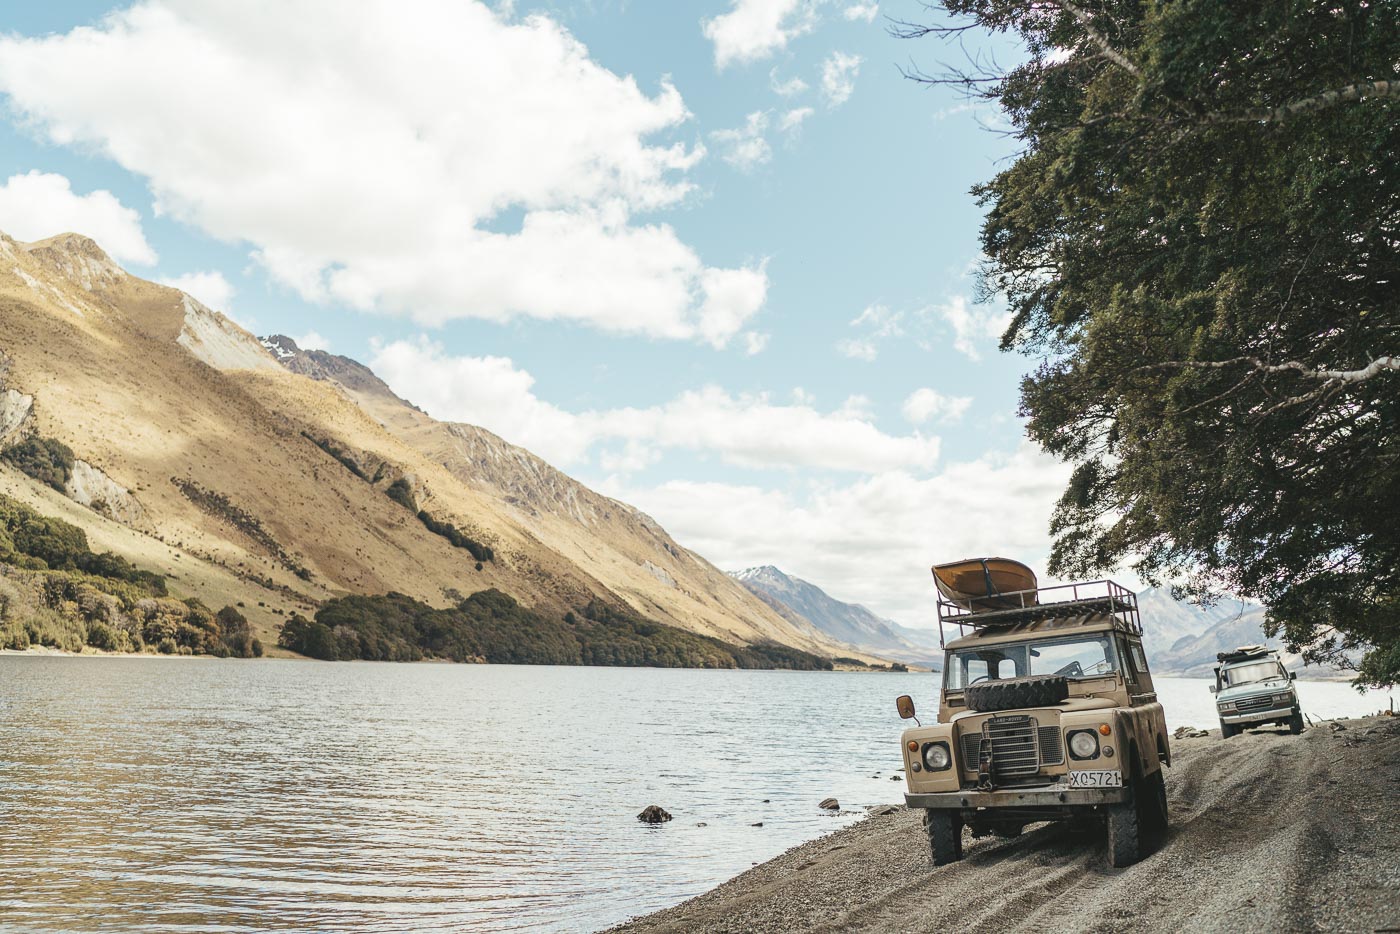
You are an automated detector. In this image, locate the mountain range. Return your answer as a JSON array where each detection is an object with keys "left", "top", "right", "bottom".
[
  {"left": 730, "top": 565, "right": 943, "bottom": 667},
  {"left": 0, "top": 230, "right": 860, "bottom": 663}
]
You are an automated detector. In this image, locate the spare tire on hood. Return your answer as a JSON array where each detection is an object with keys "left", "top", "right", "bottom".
[{"left": 964, "top": 674, "right": 1069, "bottom": 712}]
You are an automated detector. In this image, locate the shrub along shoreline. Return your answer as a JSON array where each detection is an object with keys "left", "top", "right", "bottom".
[{"left": 278, "top": 590, "right": 835, "bottom": 670}]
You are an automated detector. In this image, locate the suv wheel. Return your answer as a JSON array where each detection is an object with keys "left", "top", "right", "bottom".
[
  {"left": 1140, "top": 769, "right": 1168, "bottom": 835},
  {"left": 1106, "top": 795, "right": 1140, "bottom": 868},
  {"left": 1288, "top": 710, "right": 1305, "bottom": 734},
  {"left": 1219, "top": 719, "right": 1238, "bottom": 739},
  {"left": 963, "top": 674, "right": 1069, "bottom": 712},
  {"left": 924, "top": 809, "right": 964, "bottom": 866}
]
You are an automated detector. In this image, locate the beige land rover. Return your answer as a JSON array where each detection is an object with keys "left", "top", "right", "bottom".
[{"left": 896, "top": 579, "right": 1171, "bottom": 868}]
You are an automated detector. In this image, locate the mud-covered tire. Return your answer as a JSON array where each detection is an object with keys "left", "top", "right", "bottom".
[
  {"left": 924, "top": 809, "right": 964, "bottom": 866},
  {"left": 964, "top": 675, "right": 1069, "bottom": 713},
  {"left": 1219, "top": 719, "right": 1238, "bottom": 739},
  {"left": 1106, "top": 795, "right": 1140, "bottom": 868},
  {"left": 1288, "top": 710, "right": 1305, "bottom": 734},
  {"left": 1140, "top": 769, "right": 1168, "bottom": 835}
]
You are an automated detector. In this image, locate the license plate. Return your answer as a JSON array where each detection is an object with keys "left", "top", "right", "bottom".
[{"left": 1068, "top": 769, "right": 1122, "bottom": 788}]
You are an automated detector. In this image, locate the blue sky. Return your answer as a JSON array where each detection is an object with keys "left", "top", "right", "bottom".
[{"left": 0, "top": 1, "right": 1073, "bottom": 627}]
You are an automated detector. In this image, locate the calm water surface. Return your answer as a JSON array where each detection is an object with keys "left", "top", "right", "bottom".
[{"left": 0, "top": 657, "right": 1392, "bottom": 932}]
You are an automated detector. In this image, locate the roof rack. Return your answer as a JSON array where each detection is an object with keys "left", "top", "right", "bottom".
[
  {"left": 1216, "top": 644, "right": 1274, "bottom": 665},
  {"left": 936, "top": 579, "right": 1141, "bottom": 648}
]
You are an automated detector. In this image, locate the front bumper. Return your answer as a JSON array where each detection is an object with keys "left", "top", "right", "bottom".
[
  {"left": 906, "top": 784, "right": 1129, "bottom": 810},
  {"left": 1220, "top": 705, "right": 1295, "bottom": 725}
]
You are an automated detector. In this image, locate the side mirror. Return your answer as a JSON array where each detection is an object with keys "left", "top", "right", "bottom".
[
  {"left": 1289, "top": 671, "right": 1297, "bottom": 681},
  {"left": 1208, "top": 685, "right": 1217, "bottom": 694},
  {"left": 896, "top": 694, "right": 916, "bottom": 719}
]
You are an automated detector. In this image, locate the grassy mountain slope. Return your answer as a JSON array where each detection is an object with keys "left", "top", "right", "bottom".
[{"left": 0, "top": 231, "right": 859, "bottom": 661}]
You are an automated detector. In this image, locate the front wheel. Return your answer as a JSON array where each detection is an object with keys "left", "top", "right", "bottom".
[
  {"left": 1140, "top": 769, "right": 1168, "bottom": 835},
  {"left": 1219, "top": 719, "right": 1238, "bottom": 739},
  {"left": 924, "top": 809, "right": 964, "bottom": 866},
  {"left": 1288, "top": 710, "right": 1305, "bottom": 734},
  {"left": 1106, "top": 796, "right": 1140, "bottom": 868}
]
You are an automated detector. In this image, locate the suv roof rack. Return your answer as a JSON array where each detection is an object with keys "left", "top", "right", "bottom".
[
  {"left": 936, "top": 579, "right": 1141, "bottom": 648},
  {"left": 1216, "top": 644, "right": 1274, "bottom": 664}
]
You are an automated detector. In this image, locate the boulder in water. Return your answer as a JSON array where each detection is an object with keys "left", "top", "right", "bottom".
[
  {"left": 637, "top": 805, "right": 672, "bottom": 823},
  {"left": 819, "top": 798, "right": 839, "bottom": 810}
]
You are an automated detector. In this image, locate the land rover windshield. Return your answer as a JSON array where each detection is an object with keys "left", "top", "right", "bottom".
[
  {"left": 945, "top": 634, "right": 1119, "bottom": 690},
  {"left": 1223, "top": 660, "right": 1286, "bottom": 686}
]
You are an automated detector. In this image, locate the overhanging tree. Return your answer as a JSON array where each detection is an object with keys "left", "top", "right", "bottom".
[{"left": 899, "top": 0, "right": 1400, "bottom": 685}]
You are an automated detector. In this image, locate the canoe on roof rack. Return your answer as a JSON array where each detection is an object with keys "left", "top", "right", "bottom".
[{"left": 932, "top": 557, "right": 1038, "bottom": 611}]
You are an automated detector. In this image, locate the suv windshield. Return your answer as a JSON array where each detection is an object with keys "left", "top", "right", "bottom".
[
  {"left": 945, "top": 634, "right": 1119, "bottom": 690},
  {"left": 1223, "top": 660, "right": 1285, "bottom": 686}
]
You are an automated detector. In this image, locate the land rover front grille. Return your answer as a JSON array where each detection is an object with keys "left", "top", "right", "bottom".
[
  {"left": 959, "top": 718, "right": 1064, "bottom": 774},
  {"left": 1235, "top": 693, "right": 1274, "bottom": 713}
]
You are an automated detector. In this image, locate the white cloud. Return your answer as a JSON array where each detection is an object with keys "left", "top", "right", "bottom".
[
  {"left": 0, "top": 2, "right": 766, "bottom": 347},
  {"left": 933, "top": 295, "right": 1012, "bottom": 360},
  {"left": 608, "top": 443, "right": 1072, "bottom": 624},
  {"left": 836, "top": 338, "right": 877, "bottom": 362},
  {"left": 821, "top": 51, "right": 862, "bottom": 107},
  {"left": 769, "top": 68, "right": 809, "bottom": 97},
  {"left": 902, "top": 387, "right": 973, "bottom": 424},
  {"left": 295, "top": 330, "right": 330, "bottom": 351},
  {"left": 0, "top": 170, "right": 156, "bottom": 265},
  {"left": 843, "top": 3, "right": 879, "bottom": 22},
  {"left": 710, "top": 111, "right": 772, "bottom": 171},
  {"left": 779, "top": 107, "right": 814, "bottom": 134},
  {"left": 704, "top": 0, "right": 820, "bottom": 70},
  {"left": 743, "top": 331, "right": 771, "bottom": 355},
  {"left": 369, "top": 336, "right": 942, "bottom": 474},
  {"left": 159, "top": 269, "right": 234, "bottom": 311}
]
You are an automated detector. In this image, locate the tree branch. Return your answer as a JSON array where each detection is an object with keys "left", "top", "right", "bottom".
[
  {"left": 1143, "top": 355, "right": 1400, "bottom": 383},
  {"left": 1203, "top": 80, "right": 1397, "bottom": 125},
  {"left": 1054, "top": 0, "right": 1140, "bottom": 76}
]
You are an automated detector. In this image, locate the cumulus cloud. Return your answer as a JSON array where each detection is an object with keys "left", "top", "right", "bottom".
[
  {"left": 0, "top": 170, "right": 156, "bottom": 265},
  {"left": 821, "top": 51, "right": 862, "bottom": 107},
  {"left": 369, "top": 336, "right": 942, "bottom": 473},
  {"left": 609, "top": 443, "right": 1072, "bottom": 624},
  {"left": 770, "top": 68, "right": 809, "bottom": 96},
  {"left": 159, "top": 269, "right": 234, "bottom": 311},
  {"left": 901, "top": 388, "right": 973, "bottom": 425},
  {"left": 710, "top": 111, "right": 772, "bottom": 171},
  {"left": 933, "top": 295, "right": 1012, "bottom": 360},
  {"left": 836, "top": 338, "right": 877, "bottom": 362},
  {"left": 0, "top": 2, "right": 766, "bottom": 347},
  {"left": 836, "top": 302, "right": 902, "bottom": 360},
  {"left": 704, "top": 0, "right": 820, "bottom": 70},
  {"left": 295, "top": 330, "right": 330, "bottom": 351},
  {"left": 743, "top": 331, "right": 771, "bottom": 355},
  {"left": 779, "top": 107, "right": 814, "bottom": 134},
  {"left": 843, "top": 3, "right": 879, "bottom": 22}
]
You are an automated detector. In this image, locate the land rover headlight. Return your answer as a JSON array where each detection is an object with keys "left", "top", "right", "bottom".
[
  {"left": 922, "top": 742, "right": 952, "bottom": 771},
  {"left": 1068, "top": 730, "right": 1100, "bottom": 760}
]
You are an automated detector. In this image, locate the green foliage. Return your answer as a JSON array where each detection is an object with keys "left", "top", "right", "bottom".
[
  {"left": 301, "top": 431, "right": 370, "bottom": 481},
  {"left": 172, "top": 477, "right": 310, "bottom": 580},
  {"left": 0, "top": 494, "right": 166, "bottom": 593},
  {"left": 384, "top": 477, "right": 416, "bottom": 511},
  {"left": 1, "top": 436, "right": 75, "bottom": 491},
  {"left": 279, "top": 590, "right": 834, "bottom": 670},
  {"left": 417, "top": 511, "right": 494, "bottom": 562},
  {"left": 917, "top": 0, "right": 1400, "bottom": 685}
]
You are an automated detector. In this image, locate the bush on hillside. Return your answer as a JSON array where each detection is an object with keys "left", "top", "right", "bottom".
[{"left": 1, "top": 436, "right": 75, "bottom": 491}]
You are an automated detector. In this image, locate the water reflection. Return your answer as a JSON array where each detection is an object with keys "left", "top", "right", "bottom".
[{"left": 0, "top": 658, "right": 1390, "bottom": 931}]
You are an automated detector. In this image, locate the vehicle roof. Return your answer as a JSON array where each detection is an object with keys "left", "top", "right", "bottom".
[{"left": 944, "top": 613, "right": 1134, "bottom": 651}]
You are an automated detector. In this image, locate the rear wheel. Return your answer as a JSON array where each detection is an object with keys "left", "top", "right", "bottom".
[
  {"left": 1288, "top": 710, "right": 1305, "bottom": 734},
  {"left": 924, "top": 809, "right": 964, "bottom": 866},
  {"left": 1219, "top": 719, "right": 1238, "bottom": 739}
]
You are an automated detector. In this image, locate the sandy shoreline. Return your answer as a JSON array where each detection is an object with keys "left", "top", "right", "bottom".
[{"left": 610, "top": 717, "right": 1400, "bottom": 933}]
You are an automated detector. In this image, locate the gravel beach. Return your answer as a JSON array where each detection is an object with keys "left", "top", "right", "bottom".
[{"left": 611, "top": 716, "right": 1400, "bottom": 933}]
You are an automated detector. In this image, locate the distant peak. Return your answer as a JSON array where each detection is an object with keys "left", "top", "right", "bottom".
[
  {"left": 731, "top": 565, "right": 787, "bottom": 582},
  {"left": 20, "top": 232, "right": 126, "bottom": 291},
  {"left": 260, "top": 334, "right": 300, "bottom": 360}
]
